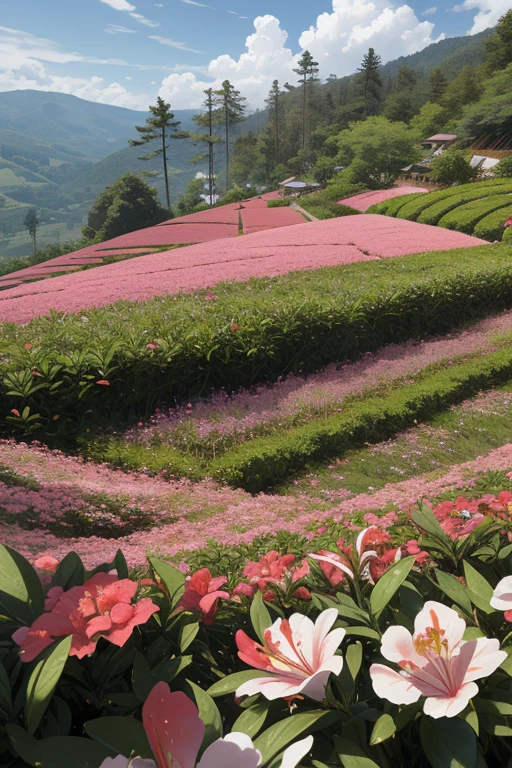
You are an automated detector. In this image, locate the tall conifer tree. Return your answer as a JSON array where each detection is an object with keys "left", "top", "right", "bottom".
[
  {"left": 265, "top": 80, "right": 283, "bottom": 164},
  {"left": 192, "top": 88, "right": 223, "bottom": 205},
  {"left": 428, "top": 67, "right": 448, "bottom": 104},
  {"left": 215, "top": 80, "right": 247, "bottom": 191},
  {"left": 357, "top": 48, "right": 382, "bottom": 117},
  {"left": 293, "top": 50, "right": 319, "bottom": 150},
  {"left": 129, "top": 97, "right": 189, "bottom": 211}
]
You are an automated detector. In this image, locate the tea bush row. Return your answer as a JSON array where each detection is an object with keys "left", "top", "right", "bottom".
[
  {"left": 416, "top": 184, "right": 512, "bottom": 227},
  {"left": 437, "top": 193, "right": 512, "bottom": 234},
  {"left": 2, "top": 243, "right": 512, "bottom": 444},
  {"left": 473, "top": 206, "right": 512, "bottom": 241},
  {"left": 366, "top": 192, "right": 424, "bottom": 217},
  {"left": 209, "top": 345, "right": 512, "bottom": 491},
  {"left": 395, "top": 178, "right": 511, "bottom": 221}
]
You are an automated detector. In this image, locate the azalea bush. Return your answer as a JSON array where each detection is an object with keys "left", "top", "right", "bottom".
[{"left": 2, "top": 493, "right": 512, "bottom": 767}]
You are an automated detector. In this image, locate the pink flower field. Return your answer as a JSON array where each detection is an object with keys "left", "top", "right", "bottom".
[
  {"left": 338, "top": 186, "right": 428, "bottom": 211},
  {"left": 0, "top": 215, "right": 486, "bottom": 324}
]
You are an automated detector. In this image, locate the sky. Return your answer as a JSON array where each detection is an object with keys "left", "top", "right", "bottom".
[{"left": 0, "top": 0, "right": 508, "bottom": 111}]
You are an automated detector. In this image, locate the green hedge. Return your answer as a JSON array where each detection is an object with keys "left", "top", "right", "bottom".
[
  {"left": 209, "top": 345, "right": 512, "bottom": 491},
  {"left": 474, "top": 207, "right": 512, "bottom": 242},
  {"left": 416, "top": 184, "right": 512, "bottom": 226},
  {"left": 367, "top": 193, "right": 424, "bottom": 217},
  {"left": 301, "top": 202, "right": 358, "bottom": 220},
  {"left": 267, "top": 198, "right": 291, "bottom": 208},
  {"left": 396, "top": 178, "right": 511, "bottom": 222},
  {"left": 2, "top": 243, "right": 511, "bottom": 444},
  {"left": 437, "top": 193, "right": 512, "bottom": 234}
]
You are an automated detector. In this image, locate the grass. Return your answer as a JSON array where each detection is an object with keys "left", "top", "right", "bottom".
[{"left": 278, "top": 383, "right": 512, "bottom": 498}]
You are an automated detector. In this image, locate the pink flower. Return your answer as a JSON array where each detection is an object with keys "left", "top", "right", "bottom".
[
  {"left": 491, "top": 576, "right": 512, "bottom": 622},
  {"left": 12, "top": 573, "right": 159, "bottom": 662},
  {"left": 370, "top": 601, "right": 506, "bottom": 718},
  {"left": 44, "top": 586, "right": 64, "bottom": 611},
  {"left": 177, "top": 568, "right": 230, "bottom": 624},
  {"left": 131, "top": 682, "right": 313, "bottom": 768},
  {"left": 405, "top": 540, "right": 429, "bottom": 566},
  {"left": 314, "top": 549, "right": 349, "bottom": 588},
  {"left": 241, "top": 551, "right": 309, "bottom": 599},
  {"left": 235, "top": 608, "right": 345, "bottom": 701},
  {"left": 34, "top": 555, "right": 59, "bottom": 572}
]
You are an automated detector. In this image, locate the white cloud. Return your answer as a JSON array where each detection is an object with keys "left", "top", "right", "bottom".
[
  {"left": 159, "top": 4, "right": 444, "bottom": 110},
  {"left": 149, "top": 35, "right": 205, "bottom": 54},
  {"left": 422, "top": 6, "right": 437, "bottom": 15},
  {"left": 455, "top": 0, "right": 509, "bottom": 33},
  {"left": 129, "top": 12, "right": 160, "bottom": 26},
  {"left": 100, "top": 0, "right": 135, "bottom": 10},
  {"left": 104, "top": 24, "right": 137, "bottom": 33},
  {"left": 181, "top": 0, "right": 215, "bottom": 6}
]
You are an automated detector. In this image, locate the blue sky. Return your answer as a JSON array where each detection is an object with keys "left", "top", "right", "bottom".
[{"left": 0, "top": 0, "right": 506, "bottom": 110}]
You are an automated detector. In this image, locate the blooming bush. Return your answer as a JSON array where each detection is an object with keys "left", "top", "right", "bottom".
[{"left": 2, "top": 493, "right": 512, "bottom": 767}]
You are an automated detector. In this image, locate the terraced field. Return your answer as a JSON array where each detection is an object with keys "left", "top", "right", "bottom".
[{"left": 368, "top": 178, "right": 512, "bottom": 240}]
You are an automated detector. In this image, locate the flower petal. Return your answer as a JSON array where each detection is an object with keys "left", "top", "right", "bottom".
[
  {"left": 380, "top": 625, "right": 424, "bottom": 668},
  {"left": 462, "top": 637, "right": 507, "bottom": 683},
  {"left": 370, "top": 663, "right": 422, "bottom": 705},
  {"left": 280, "top": 736, "right": 314, "bottom": 768},
  {"left": 309, "top": 554, "right": 354, "bottom": 580},
  {"left": 197, "top": 733, "right": 261, "bottom": 768},
  {"left": 491, "top": 576, "right": 512, "bottom": 612},
  {"left": 423, "top": 682, "right": 478, "bottom": 719},
  {"left": 413, "top": 601, "right": 466, "bottom": 651},
  {"left": 142, "top": 684, "right": 204, "bottom": 768}
]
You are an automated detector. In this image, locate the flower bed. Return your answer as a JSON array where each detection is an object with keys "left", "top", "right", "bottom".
[
  {"left": 338, "top": 186, "right": 427, "bottom": 212},
  {"left": 3, "top": 488, "right": 512, "bottom": 768}
]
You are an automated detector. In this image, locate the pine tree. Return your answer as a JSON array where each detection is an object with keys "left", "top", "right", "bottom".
[
  {"left": 428, "top": 67, "right": 448, "bottom": 104},
  {"left": 192, "top": 88, "right": 223, "bottom": 205},
  {"left": 357, "top": 48, "right": 382, "bottom": 117},
  {"left": 129, "top": 97, "right": 189, "bottom": 211},
  {"left": 265, "top": 80, "right": 283, "bottom": 164},
  {"left": 215, "top": 80, "right": 247, "bottom": 192},
  {"left": 24, "top": 208, "right": 39, "bottom": 255},
  {"left": 293, "top": 50, "right": 319, "bottom": 150}
]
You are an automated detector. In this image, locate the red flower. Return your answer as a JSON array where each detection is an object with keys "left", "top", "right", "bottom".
[
  {"left": 23, "top": 343, "right": 33, "bottom": 350},
  {"left": 315, "top": 549, "right": 347, "bottom": 587},
  {"left": 146, "top": 343, "right": 158, "bottom": 350},
  {"left": 34, "top": 555, "right": 59, "bottom": 572},
  {"left": 96, "top": 379, "right": 110, "bottom": 386},
  {"left": 12, "top": 573, "right": 159, "bottom": 662},
  {"left": 10, "top": 409, "right": 20, "bottom": 417},
  {"left": 405, "top": 540, "right": 429, "bottom": 566},
  {"left": 177, "top": 568, "right": 230, "bottom": 624},
  {"left": 230, "top": 323, "right": 241, "bottom": 332}
]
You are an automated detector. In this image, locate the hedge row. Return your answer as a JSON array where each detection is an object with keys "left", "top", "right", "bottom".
[
  {"left": 437, "top": 193, "right": 512, "bottom": 234},
  {"left": 416, "top": 184, "right": 512, "bottom": 226},
  {"left": 209, "top": 345, "right": 512, "bottom": 491},
  {"left": 301, "top": 202, "right": 358, "bottom": 220},
  {"left": 266, "top": 199, "right": 291, "bottom": 208},
  {"left": 366, "top": 193, "right": 424, "bottom": 217},
  {"left": 474, "top": 206, "right": 512, "bottom": 242},
  {"left": 2, "top": 243, "right": 511, "bottom": 444},
  {"left": 396, "top": 178, "right": 511, "bottom": 221}
]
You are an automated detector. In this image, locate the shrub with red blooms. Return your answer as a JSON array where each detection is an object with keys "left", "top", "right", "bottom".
[{"left": 4, "top": 493, "right": 512, "bottom": 768}]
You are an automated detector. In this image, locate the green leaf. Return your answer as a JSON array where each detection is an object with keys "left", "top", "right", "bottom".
[
  {"left": 344, "top": 627, "right": 381, "bottom": 641},
  {"left": 7, "top": 724, "right": 113, "bottom": 768},
  {"left": 255, "top": 710, "right": 342, "bottom": 765},
  {"left": 435, "top": 571, "right": 473, "bottom": 616},
  {"left": 411, "top": 502, "right": 453, "bottom": 549},
  {"left": 132, "top": 651, "right": 159, "bottom": 703},
  {"left": 84, "top": 716, "right": 152, "bottom": 758},
  {"left": 346, "top": 642, "right": 363, "bottom": 682},
  {"left": 474, "top": 699, "right": 512, "bottom": 716},
  {"left": 183, "top": 680, "right": 222, "bottom": 750},
  {"left": 232, "top": 700, "right": 270, "bottom": 738},
  {"left": 114, "top": 549, "right": 129, "bottom": 579},
  {"left": 370, "top": 714, "right": 396, "bottom": 746},
  {"left": 334, "top": 735, "right": 380, "bottom": 768},
  {"left": 25, "top": 636, "right": 72, "bottom": 735},
  {"left": 180, "top": 621, "right": 199, "bottom": 652},
  {"left": 148, "top": 556, "right": 185, "bottom": 607},
  {"left": 50, "top": 552, "right": 84, "bottom": 590},
  {"left": 463, "top": 562, "right": 495, "bottom": 613},
  {"left": 370, "top": 557, "right": 415, "bottom": 619},
  {"left": 0, "top": 660, "right": 12, "bottom": 718},
  {"left": 207, "top": 670, "right": 271, "bottom": 697},
  {"left": 420, "top": 715, "right": 477, "bottom": 768},
  {"left": 250, "top": 591, "right": 272, "bottom": 643},
  {"left": 0, "top": 544, "right": 44, "bottom": 624}
]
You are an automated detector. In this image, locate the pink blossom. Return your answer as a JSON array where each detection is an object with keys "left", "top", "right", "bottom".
[
  {"left": 370, "top": 601, "right": 506, "bottom": 718},
  {"left": 34, "top": 555, "right": 59, "bottom": 572},
  {"left": 137, "top": 682, "right": 313, "bottom": 768},
  {"left": 177, "top": 568, "right": 229, "bottom": 624},
  {"left": 12, "top": 573, "right": 159, "bottom": 662},
  {"left": 235, "top": 608, "right": 345, "bottom": 701},
  {"left": 491, "top": 576, "right": 512, "bottom": 622}
]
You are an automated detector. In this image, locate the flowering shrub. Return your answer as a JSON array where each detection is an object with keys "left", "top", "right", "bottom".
[{"left": 2, "top": 493, "right": 512, "bottom": 767}]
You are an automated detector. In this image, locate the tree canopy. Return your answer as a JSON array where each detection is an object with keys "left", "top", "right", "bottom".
[{"left": 82, "top": 174, "right": 169, "bottom": 243}]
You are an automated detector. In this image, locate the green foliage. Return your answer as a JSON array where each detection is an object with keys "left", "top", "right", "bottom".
[
  {"left": 437, "top": 192, "right": 512, "bottom": 234},
  {"left": 82, "top": 173, "right": 169, "bottom": 242},
  {"left": 266, "top": 198, "right": 291, "bottom": 208},
  {"left": 410, "top": 101, "right": 449, "bottom": 140},
  {"left": 483, "top": 8, "right": 512, "bottom": 73},
  {"left": 356, "top": 47, "right": 383, "bottom": 118},
  {"left": 458, "top": 63, "right": 512, "bottom": 139},
  {"left": 494, "top": 156, "right": 512, "bottom": 178},
  {"left": 335, "top": 117, "right": 421, "bottom": 187},
  {"left": 208, "top": 344, "right": 512, "bottom": 491},
  {"left": 428, "top": 66, "right": 448, "bottom": 103},
  {"left": 176, "top": 178, "right": 206, "bottom": 216},
  {"left": 218, "top": 185, "right": 247, "bottom": 204},
  {"left": 395, "top": 178, "right": 511, "bottom": 221},
  {"left": 430, "top": 149, "right": 477, "bottom": 186},
  {"left": 6, "top": 242, "right": 512, "bottom": 444},
  {"left": 366, "top": 192, "right": 424, "bottom": 216},
  {"left": 417, "top": 183, "right": 512, "bottom": 226},
  {"left": 474, "top": 206, "right": 512, "bottom": 241}
]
